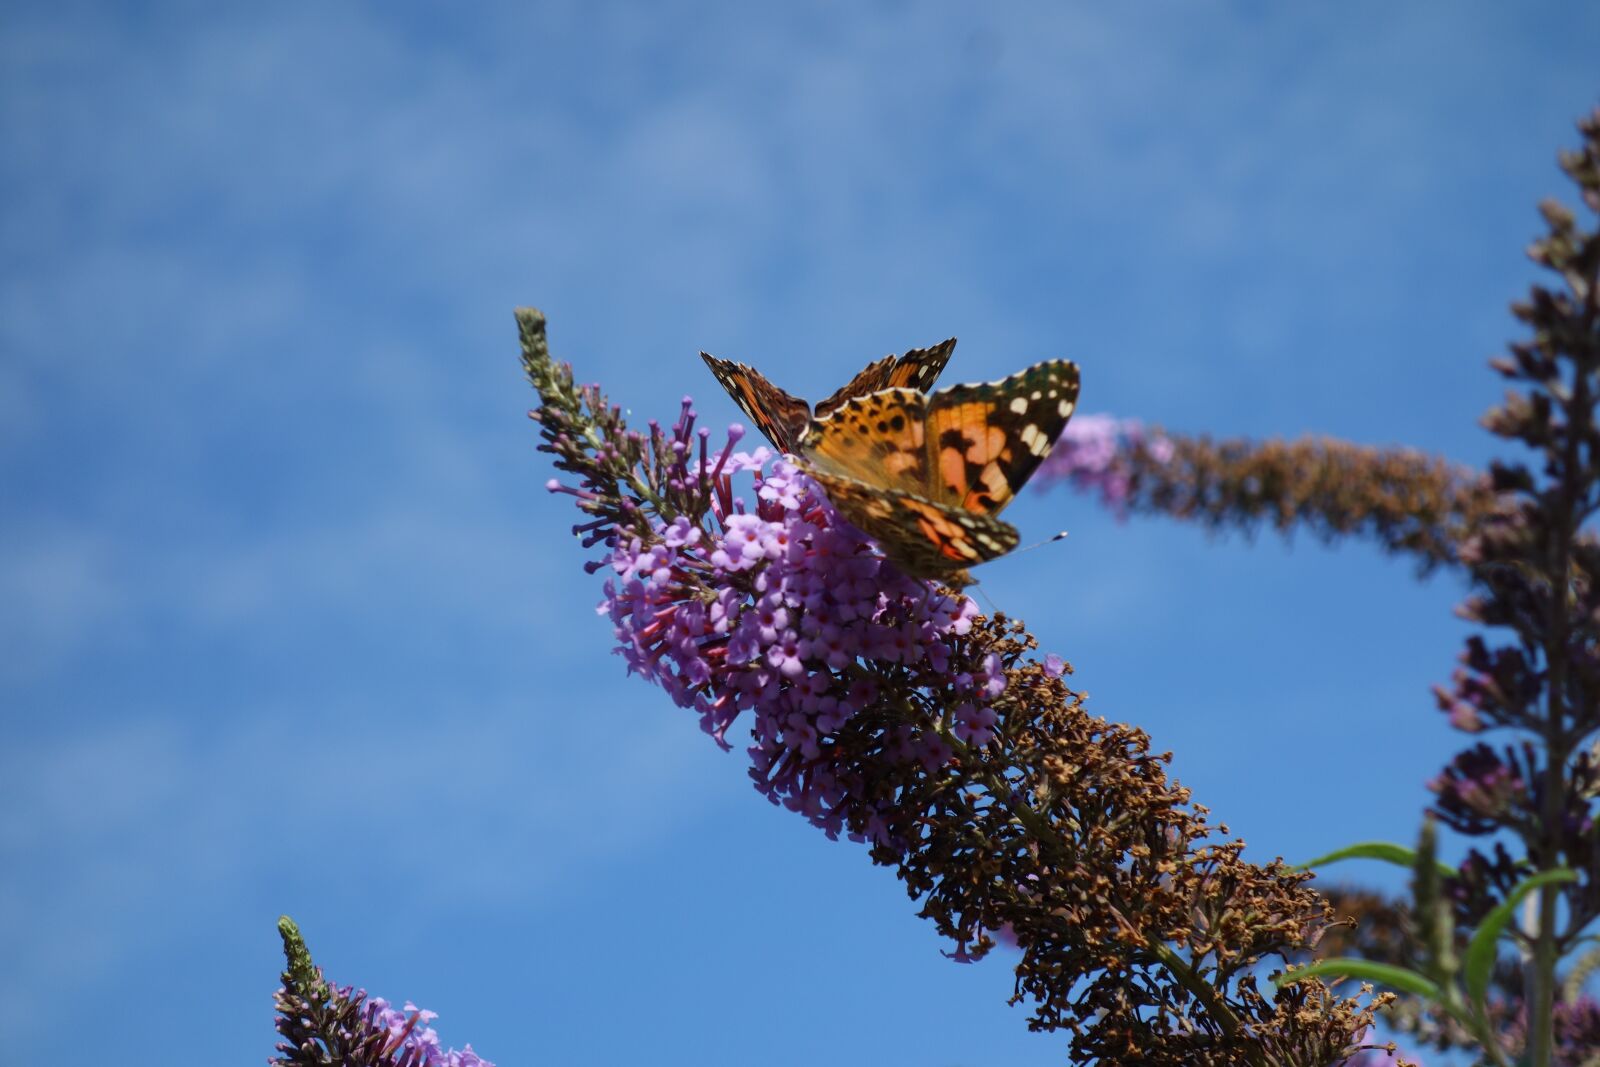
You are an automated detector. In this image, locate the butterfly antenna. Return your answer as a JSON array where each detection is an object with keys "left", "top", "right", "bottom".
[
  {"left": 1017, "top": 530, "right": 1070, "bottom": 555},
  {"left": 959, "top": 533, "right": 1068, "bottom": 616},
  {"left": 970, "top": 579, "right": 1000, "bottom": 615}
]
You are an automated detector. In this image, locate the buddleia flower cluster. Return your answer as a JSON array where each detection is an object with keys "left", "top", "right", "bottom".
[
  {"left": 1035, "top": 413, "right": 1495, "bottom": 573},
  {"left": 271, "top": 918, "right": 493, "bottom": 1067},
  {"left": 522, "top": 310, "right": 1379, "bottom": 1064},
  {"left": 1044, "top": 109, "right": 1600, "bottom": 1067}
]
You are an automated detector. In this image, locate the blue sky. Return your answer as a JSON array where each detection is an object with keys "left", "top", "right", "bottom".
[{"left": 2, "top": 3, "right": 1596, "bottom": 1063}]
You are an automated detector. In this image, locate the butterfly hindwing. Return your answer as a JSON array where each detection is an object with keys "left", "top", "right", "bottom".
[
  {"left": 698, "top": 353, "right": 813, "bottom": 455},
  {"left": 814, "top": 338, "right": 956, "bottom": 418},
  {"left": 805, "top": 468, "right": 1019, "bottom": 582}
]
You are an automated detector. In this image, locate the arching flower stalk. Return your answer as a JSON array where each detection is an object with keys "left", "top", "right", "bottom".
[
  {"left": 521, "top": 308, "right": 1378, "bottom": 1065},
  {"left": 1036, "top": 419, "right": 1495, "bottom": 573}
]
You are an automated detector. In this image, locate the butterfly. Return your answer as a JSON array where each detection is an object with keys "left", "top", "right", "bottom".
[
  {"left": 699, "top": 339, "right": 957, "bottom": 455},
  {"left": 797, "top": 360, "right": 1081, "bottom": 586}
]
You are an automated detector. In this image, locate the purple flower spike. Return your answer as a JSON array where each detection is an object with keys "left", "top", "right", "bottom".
[{"left": 597, "top": 453, "right": 992, "bottom": 831}]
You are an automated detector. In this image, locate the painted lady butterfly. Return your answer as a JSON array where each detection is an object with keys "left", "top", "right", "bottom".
[
  {"left": 797, "top": 361, "right": 1080, "bottom": 586},
  {"left": 699, "top": 342, "right": 1080, "bottom": 587},
  {"left": 699, "top": 338, "right": 956, "bottom": 455}
]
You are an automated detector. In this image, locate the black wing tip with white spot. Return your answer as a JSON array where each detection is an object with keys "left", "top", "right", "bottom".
[
  {"left": 930, "top": 359, "right": 1079, "bottom": 402},
  {"left": 896, "top": 337, "right": 958, "bottom": 390}
]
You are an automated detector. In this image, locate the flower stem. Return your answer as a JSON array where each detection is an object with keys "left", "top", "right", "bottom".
[{"left": 1527, "top": 217, "right": 1596, "bottom": 1067}]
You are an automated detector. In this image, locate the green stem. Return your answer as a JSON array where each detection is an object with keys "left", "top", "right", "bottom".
[
  {"left": 1526, "top": 218, "right": 1596, "bottom": 1067},
  {"left": 1145, "top": 939, "right": 1250, "bottom": 1051}
]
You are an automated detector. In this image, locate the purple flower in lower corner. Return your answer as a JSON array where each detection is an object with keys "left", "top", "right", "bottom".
[
  {"left": 272, "top": 979, "right": 494, "bottom": 1067},
  {"left": 272, "top": 919, "right": 494, "bottom": 1067}
]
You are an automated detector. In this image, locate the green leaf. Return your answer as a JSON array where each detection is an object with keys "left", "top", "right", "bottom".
[
  {"left": 1295, "top": 840, "right": 1454, "bottom": 878},
  {"left": 1274, "top": 958, "right": 1443, "bottom": 999},
  {"left": 1464, "top": 867, "right": 1577, "bottom": 1009}
]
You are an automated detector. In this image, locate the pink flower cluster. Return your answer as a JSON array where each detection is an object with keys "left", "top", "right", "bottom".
[
  {"left": 599, "top": 451, "right": 1006, "bottom": 840},
  {"left": 1035, "top": 413, "right": 1173, "bottom": 515}
]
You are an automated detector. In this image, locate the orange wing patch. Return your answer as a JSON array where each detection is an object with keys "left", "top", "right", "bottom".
[
  {"left": 801, "top": 388, "right": 929, "bottom": 491},
  {"left": 923, "top": 362, "right": 1079, "bottom": 514}
]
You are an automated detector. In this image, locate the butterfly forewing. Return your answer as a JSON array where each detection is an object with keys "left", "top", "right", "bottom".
[
  {"left": 924, "top": 360, "right": 1080, "bottom": 514},
  {"left": 698, "top": 353, "right": 813, "bottom": 454},
  {"left": 700, "top": 338, "right": 954, "bottom": 455},
  {"left": 814, "top": 338, "right": 956, "bottom": 418}
]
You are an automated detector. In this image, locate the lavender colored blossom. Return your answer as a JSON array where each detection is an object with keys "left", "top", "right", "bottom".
[
  {"left": 596, "top": 452, "right": 994, "bottom": 839},
  {"left": 361, "top": 996, "right": 494, "bottom": 1067},
  {"left": 534, "top": 348, "right": 1003, "bottom": 840},
  {"left": 1034, "top": 413, "right": 1173, "bottom": 515}
]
